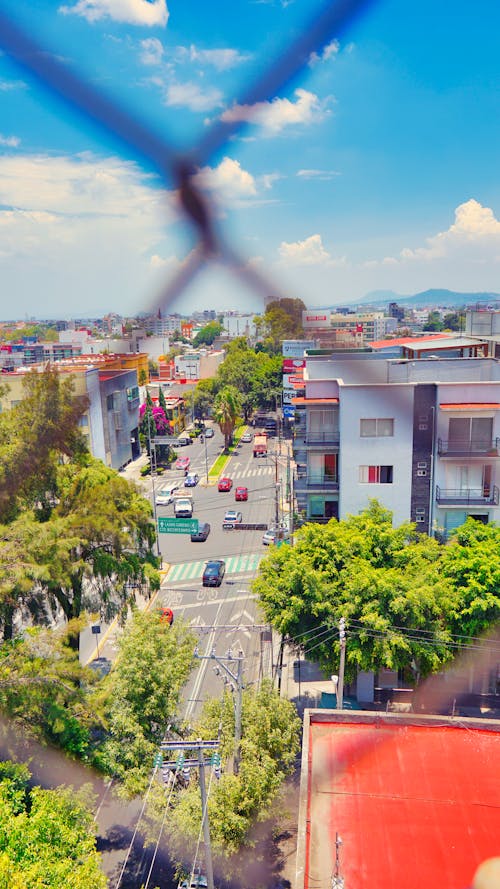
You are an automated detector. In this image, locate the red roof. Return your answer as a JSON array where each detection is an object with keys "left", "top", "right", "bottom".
[
  {"left": 302, "top": 715, "right": 500, "bottom": 889},
  {"left": 370, "top": 334, "right": 451, "bottom": 349}
]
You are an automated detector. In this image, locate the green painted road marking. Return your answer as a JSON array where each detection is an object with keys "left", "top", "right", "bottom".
[{"left": 165, "top": 552, "right": 262, "bottom": 583}]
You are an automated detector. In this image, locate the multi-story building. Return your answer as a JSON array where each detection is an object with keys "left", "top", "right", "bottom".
[{"left": 293, "top": 354, "right": 500, "bottom": 536}]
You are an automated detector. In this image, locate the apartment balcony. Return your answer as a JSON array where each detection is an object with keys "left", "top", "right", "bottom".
[
  {"left": 294, "top": 468, "right": 339, "bottom": 493},
  {"left": 435, "top": 485, "right": 499, "bottom": 506},
  {"left": 293, "top": 428, "right": 340, "bottom": 449},
  {"left": 437, "top": 438, "right": 500, "bottom": 457}
]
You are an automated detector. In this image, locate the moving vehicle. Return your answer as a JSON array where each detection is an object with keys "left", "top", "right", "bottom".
[
  {"left": 190, "top": 521, "right": 210, "bottom": 542},
  {"left": 240, "top": 430, "right": 253, "bottom": 443},
  {"left": 204, "top": 427, "right": 214, "bottom": 438},
  {"left": 253, "top": 433, "right": 268, "bottom": 458},
  {"left": 223, "top": 509, "right": 242, "bottom": 524},
  {"left": 155, "top": 482, "right": 181, "bottom": 506},
  {"left": 174, "top": 497, "right": 193, "bottom": 518},
  {"left": 175, "top": 456, "right": 190, "bottom": 471},
  {"left": 184, "top": 472, "right": 199, "bottom": 487},
  {"left": 264, "top": 418, "right": 277, "bottom": 436},
  {"left": 202, "top": 560, "right": 226, "bottom": 587},
  {"left": 177, "top": 435, "right": 191, "bottom": 446},
  {"left": 235, "top": 486, "right": 248, "bottom": 501},
  {"left": 262, "top": 526, "right": 290, "bottom": 545},
  {"left": 218, "top": 477, "right": 233, "bottom": 491}
]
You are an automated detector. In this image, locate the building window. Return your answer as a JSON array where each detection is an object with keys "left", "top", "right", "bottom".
[
  {"left": 360, "top": 418, "right": 394, "bottom": 437},
  {"left": 359, "top": 465, "right": 393, "bottom": 484}
]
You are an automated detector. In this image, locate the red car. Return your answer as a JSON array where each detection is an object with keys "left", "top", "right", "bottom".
[
  {"left": 218, "top": 477, "right": 233, "bottom": 492},
  {"left": 175, "top": 456, "right": 190, "bottom": 471},
  {"left": 235, "top": 486, "right": 248, "bottom": 501}
]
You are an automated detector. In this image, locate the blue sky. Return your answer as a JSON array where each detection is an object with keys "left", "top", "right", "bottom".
[{"left": 0, "top": 0, "right": 499, "bottom": 320}]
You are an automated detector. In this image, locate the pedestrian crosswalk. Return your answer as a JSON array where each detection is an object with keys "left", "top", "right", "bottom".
[
  {"left": 165, "top": 552, "right": 262, "bottom": 583},
  {"left": 231, "top": 466, "right": 273, "bottom": 480}
]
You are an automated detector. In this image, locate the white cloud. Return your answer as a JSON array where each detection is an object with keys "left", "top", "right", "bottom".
[
  {"left": 392, "top": 200, "right": 500, "bottom": 264},
  {"left": 0, "top": 80, "right": 26, "bottom": 92},
  {"left": 220, "top": 88, "right": 330, "bottom": 134},
  {"left": 193, "top": 157, "right": 257, "bottom": 205},
  {"left": 0, "top": 135, "right": 20, "bottom": 148},
  {"left": 279, "top": 233, "right": 331, "bottom": 265},
  {"left": 174, "top": 45, "right": 250, "bottom": 71},
  {"left": 140, "top": 37, "right": 164, "bottom": 66},
  {"left": 297, "top": 168, "right": 340, "bottom": 181},
  {"left": 309, "top": 39, "right": 340, "bottom": 66},
  {"left": 165, "top": 81, "right": 223, "bottom": 112},
  {"left": 59, "top": 0, "right": 169, "bottom": 26}
]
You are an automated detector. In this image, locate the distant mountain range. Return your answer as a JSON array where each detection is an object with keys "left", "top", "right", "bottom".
[{"left": 359, "top": 289, "right": 500, "bottom": 309}]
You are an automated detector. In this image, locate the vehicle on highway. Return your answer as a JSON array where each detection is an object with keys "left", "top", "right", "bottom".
[
  {"left": 184, "top": 472, "right": 199, "bottom": 487},
  {"left": 223, "top": 509, "right": 242, "bottom": 524},
  {"left": 240, "top": 430, "right": 253, "bottom": 443},
  {"left": 218, "top": 477, "right": 233, "bottom": 491},
  {"left": 202, "top": 559, "right": 226, "bottom": 586},
  {"left": 262, "top": 526, "right": 291, "bottom": 545},
  {"left": 159, "top": 606, "right": 174, "bottom": 625},
  {"left": 204, "top": 427, "right": 214, "bottom": 438},
  {"left": 174, "top": 497, "right": 193, "bottom": 518},
  {"left": 155, "top": 482, "right": 181, "bottom": 506},
  {"left": 175, "top": 456, "right": 191, "bottom": 471},
  {"left": 235, "top": 485, "right": 248, "bottom": 501},
  {"left": 190, "top": 521, "right": 210, "bottom": 542},
  {"left": 253, "top": 433, "right": 267, "bottom": 457}
]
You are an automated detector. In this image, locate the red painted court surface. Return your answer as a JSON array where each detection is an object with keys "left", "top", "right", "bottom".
[{"left": 306, "top": 720, "right": 500, "bottom": 889}]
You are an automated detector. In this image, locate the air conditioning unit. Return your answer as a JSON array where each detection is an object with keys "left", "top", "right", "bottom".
[
  {"left": 417, "top": 461, "right": 427, "bottom": 469},
  {"left": 416, "top": 469, "right": 427, "bottom": 477}
]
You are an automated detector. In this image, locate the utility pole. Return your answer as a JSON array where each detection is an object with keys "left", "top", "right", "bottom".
[
  {"left": 275, "top": 483, "right": 280, "bottom": 526},
  {"left": 147, "top": 410, "right": 161, "bottom": 559},
  {"left": 336, "top": 618, "right": 346, "bottom": 710},
  {"left": 288, "top": 449, "right": 294, "bottom": 544},
  {"left": 194, "top": 647, "right": 244, "bottom": 774},
  {"left": 159, "top": 739, "right": 219, "bottom": 889}
]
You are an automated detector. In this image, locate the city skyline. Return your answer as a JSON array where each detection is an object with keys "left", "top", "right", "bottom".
[{"left": 0, "top": 1, "right": 499, "bottom": 320}]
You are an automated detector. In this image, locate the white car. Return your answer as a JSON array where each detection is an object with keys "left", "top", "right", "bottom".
[
  {"left": 155, "top": 482, "right": 181, "bottom": 506},
  {"left": 240, "top": 430, "right": 253, "bottom": 442},
  {"left": 262, "top": 526, "right": 290, "bottom": 545},
  {"left": 174, "top": 497, "right": 193, "bottom": 518}
]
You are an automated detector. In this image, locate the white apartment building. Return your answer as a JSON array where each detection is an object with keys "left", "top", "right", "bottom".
[{"left": 293, "top": 355, "right": 500, "bottom": 536}]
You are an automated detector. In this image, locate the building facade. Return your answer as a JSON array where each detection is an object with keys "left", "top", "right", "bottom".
[{"left": 293, "top": 354, "right": 500, "bottom": 534}]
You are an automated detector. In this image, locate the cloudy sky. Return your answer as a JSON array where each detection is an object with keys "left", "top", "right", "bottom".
[{"left": 0, "top": 0, "right": 499, "bottom": 319}]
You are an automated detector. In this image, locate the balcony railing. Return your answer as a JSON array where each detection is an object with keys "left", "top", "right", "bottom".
[
  {"left": 438, "top": 438, "right": 500, "bottom": 457},
  {"left": 294, "top": 469, "right": 339, "bottom": 491},
  {"left": 306, "top": 431, "right": 340, "bottom": 445},
  {"left": 435, "top": 485, "right": 499, "bottom": 505}
]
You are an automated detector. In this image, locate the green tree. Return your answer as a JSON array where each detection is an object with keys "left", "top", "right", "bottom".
[
  {"left": 193, "top": 321, "right": 224, "bottom": 347},
  {"left": 166, "top": 681, "right": 300, "bottom": 859},
  {"left": 253, "top": 502, "right": 456, "bottom": 682},
  {"left": 0, "top": 764, "right": 107, "bottom": 888},
  {"left": 99, "top": 611, "right": 196, "bottom": 796},
  {"left": 213, "top": 386, "right": 242, "bottom": 450},
  {"left": 440, "top": 519, "right": 500, "bottom": 638},
  {"left": 255, "top": 298, "right": 306, "bottom": 353},
  {"left": 423, "top": 311, "right": 444, "bottom": 331},
  {"left": 1, "top": 459, "right": 159, "bottom": 649},
  {"left": 0, "top": 365, "right": 89, "bottom": 522}
]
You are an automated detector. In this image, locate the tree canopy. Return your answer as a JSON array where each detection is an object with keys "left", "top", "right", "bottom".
[
  {"left": 213, "top": 386, "right": 242, "bottom": 449},
  {"left": 193, "top": 320, "right": 224, "bottom": 347},
  {"left": 253, "top": 502, "right": 473, "bottom": 682}
]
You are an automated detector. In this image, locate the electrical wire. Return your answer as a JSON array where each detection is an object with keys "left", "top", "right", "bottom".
[{"left": 115, "top": 762, "right": 162, "bottom": 889}]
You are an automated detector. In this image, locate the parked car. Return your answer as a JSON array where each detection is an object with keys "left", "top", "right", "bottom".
[
  {"left": 262, "top": 526, "right": 290, "bottom": 545},
  {"left": 202, "top": 560, "right": 226, "bottom": 586},
  {"left": 191, "top": 521, "right": 211, "bottom": 542},
  {"left": 184, "top": 472, "right": 199, "bottom": 487},
  {"left": 218, "top": 477, "right": 233, "bottom": 492},
  {"left": 177, "top": 435, "right": 191, "bottom": 446},
  {"left": 235, "top": 486, "right": 248, "bottom": 501},
  {"left": 175, "top": 456, "right": 190, "bottom": 471},
  {"left": 155, "top": 482, "right": 181, "bottom": 506},
  {"left": 240, "top": 430, "right": 253, "bottom": 443},
  {"left": 174, "top": 497, "right": 193, "bottom": 518},
  {"left": 223, "top": 509, "right": 242, "bottom": 524},
  {"left": 204, "top": 427, "right": 214, "bottom": 438}
]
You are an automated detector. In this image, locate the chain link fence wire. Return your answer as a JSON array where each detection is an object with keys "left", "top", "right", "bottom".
[{"left": 0, "top": 0, "right": 377, "bottom": 316}]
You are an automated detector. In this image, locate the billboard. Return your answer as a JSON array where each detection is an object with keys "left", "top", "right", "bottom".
[
  {"left": 282, "top": 358, "right": 306, "bottom": 373},
  {"left": 302, "top": 312, "right": 329, "bottom": 329},
  {"left": 282, "top": 339, "right": 317, "bottom": 357}
]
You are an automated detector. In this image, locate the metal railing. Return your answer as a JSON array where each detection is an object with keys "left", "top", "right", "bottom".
[
  {"left": 435, "top": 485, "right": 499, "bottom": 506},
  {"left": 437, "top": 438, "right": 500, "bottom": 457}
]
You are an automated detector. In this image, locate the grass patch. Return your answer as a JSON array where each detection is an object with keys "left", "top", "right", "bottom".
[{"left": 208, "top": 425, "right": 247, "bottom": 478}]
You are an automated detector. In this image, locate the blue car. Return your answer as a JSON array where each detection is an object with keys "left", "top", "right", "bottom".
[{"left": 184, "top": 473, "right": 199, "bottom": 487}]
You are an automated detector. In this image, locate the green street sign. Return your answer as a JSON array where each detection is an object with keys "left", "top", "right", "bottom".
[{"left": 158, "top": 517, "right": 199, "bottom": 534}]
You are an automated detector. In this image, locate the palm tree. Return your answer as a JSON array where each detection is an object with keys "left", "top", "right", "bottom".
[{"left": 213, "top": 386, "right": 241, "bottom": 451}]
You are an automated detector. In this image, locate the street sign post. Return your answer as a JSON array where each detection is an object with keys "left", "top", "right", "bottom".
[{"left": 158, "top": 517, "right": 199, "bottom": 534}]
